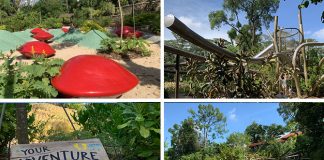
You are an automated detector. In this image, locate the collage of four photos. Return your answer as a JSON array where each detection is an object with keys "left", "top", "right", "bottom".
[{"left": 0, "top": 0, "right": 323, "bottom": 159}]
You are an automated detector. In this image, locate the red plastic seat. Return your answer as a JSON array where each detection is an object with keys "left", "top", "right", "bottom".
[
  {"left": 18, "top": 41, "right": 56, "bottom": 58},
  {"left": 115, "top": 26, "right": 134, "bottom": 37},
  {"left": 33, "top": 31, "right": 54, "bottom": 41},
  {"left": 51, "top": 55, "right": 139, "bottom": 97},
  {"left": 61, "top": 27, "right": 69, "bottom": 33},
  {"left": 30, "top": 28, "right": 45, "bottom": 35},
  {"left": 127, "top": 31, "right": 143, "bottom": 38}
]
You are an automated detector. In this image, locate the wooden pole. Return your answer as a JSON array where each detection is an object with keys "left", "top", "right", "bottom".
[
  {"left": 298, "top": 8, "right": 308, "bottom": 88},
  {"left": 16, "top": 103, "right": 29, "bottom": 144},
  {"left": 175, "top": 54, "right": 180, "bottom": 98},
  {"left": 273, "top": 16, "right": 281, "bottom": 92}
]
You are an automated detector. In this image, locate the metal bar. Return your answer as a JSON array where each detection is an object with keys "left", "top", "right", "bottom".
[
  {"left": 165, "top": 15, "right": 238, "bottom": 61},
  {"left": 63, "top": 107, "right": 77, "bottom": 131},
  {"left": 165, "top": 45, "right": 206, "bottom": 61},
  {"left": 165, "top": 63, "right": 187, "bottom": 67},
  {"left": 175, "top": 54, "right": 180, "bottom": 98}
]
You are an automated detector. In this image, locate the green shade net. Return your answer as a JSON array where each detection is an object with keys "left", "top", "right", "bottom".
[
  {"left": 0, "top": 29, "right": 109, "bottom": 52},
  {"left": 0, "top": 30, "right": 32, "bottom": 52},
  {"left": 77, "top": 30, "right": 109, "bottom": 50}
]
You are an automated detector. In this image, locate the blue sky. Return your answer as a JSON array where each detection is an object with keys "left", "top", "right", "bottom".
[
  {"left": 164, "top": 0, "right": 324, "bottom": 41},
  {"left": 164, "top": 103, "right": 285, "bottom": 148}
]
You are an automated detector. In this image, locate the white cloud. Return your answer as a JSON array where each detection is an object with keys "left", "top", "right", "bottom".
[
  {"left": 179, "top": 16, "right": 202, "bottom": 28},
  {"left": 312, "top": 28, "right": 324, "bottom": 41},
  {"left": 228, "top": 108, "right": 237, "bottom": 121}
]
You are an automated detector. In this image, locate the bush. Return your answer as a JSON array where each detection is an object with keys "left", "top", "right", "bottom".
[
  {"left": 80, "top": 20, "right": 105, "bottom": 33},
  {"left": 124, "top": 12, "right": 160, "bottom": 34},
  {"left": 100, "top": 37, "right": 151, "bottom": 56},
  {"left": 94, "top": 16, "right": 113, "bottom": 27},
  {"left": 67, "top": 103, "right": 161, "bottom": 160},
  {"left": 39, "top": 17, "right": 63, "bottom": 29},
  {"left": 0, "top": 53, "right": 64, "bottom": 98},
  {"left": 0, "top": 25, "right": 6, "bottom": 30}
]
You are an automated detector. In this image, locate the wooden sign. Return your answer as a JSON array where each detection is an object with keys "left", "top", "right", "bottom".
[{"left": 10, "top": 138, "right": 109, "bottom": 160}]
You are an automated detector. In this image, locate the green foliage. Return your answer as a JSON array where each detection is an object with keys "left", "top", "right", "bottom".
[
  {"left": 278, "top": 103, "right": 324, "bottom": 158},
  {"left": 296, "top": 0, "right": 324, "bottom": 22},
  {"left": 80, "top": 20, "right": 105, "bottom": 33},
  {"left": 70, "top": 103, "right": 160, "bottom": 160},
  {"left": 0, "top": 104, "right": 38, "bottom": 154},
  {"left": 209, "top": 0, "right": 280, "bottom": 55},
  {"left": 2, "top": 11, "right": 41, "bottom": 32},
  {"left": 0, "top": 25, "right": 6, "bottom": 30},
  {"left": 189, "top": 104, "right": 227, "bottom": 147},
  {"left": 124, "top": 12, "right": 161, "bottom": 34},
  {"left": 186, "top": 54, "right": 264, "bottom": 98},
  {"left": 226, "top": 132, "right": 250, "bottom": 147},
  {"left": 33, "top": 0, "right": 64, "bottom": 18},
  {"left": 100, "top": 37, "right": 151, "bottom": 56},
  {"left": 168, "top": 118, "right": 200, "bottom": 159},
  {"left": 38, "top": 17, "right": 63, "bottom": 29},
  {"left": 259, "top": 138, "right": 297, "bottom": 159},
  {"left": 0, "top": 53, "right": 64, "bottom": 98}
]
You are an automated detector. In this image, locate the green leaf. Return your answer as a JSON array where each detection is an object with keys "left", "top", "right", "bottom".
[
  {"left": 151, "top": 128, "right": 160, "bottom": 134},
  {"left": 139, "top": 126, "right": 150, "bottom": 138},
  {"left": 137, "top": 150, "right": 153, "bottom": 157},
  {"left": 135, "top": 115, "right": 144, "bottom": 122},
  {"left": 117, "top": 121, "right": 130, "bottom": 129}
]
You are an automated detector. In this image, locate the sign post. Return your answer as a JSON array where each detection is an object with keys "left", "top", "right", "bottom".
[{"left": 11, "top": 139, "right": 110, "bottom": 160}]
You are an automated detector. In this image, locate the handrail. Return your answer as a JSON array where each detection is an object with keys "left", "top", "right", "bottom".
[
  {"left": 292, "top": 42, "right": 324, "bottom": 97},
  {"left": 165, "top": 45, "right": 206, "bottom": 61},
  {"left": 292, "top": 42, "right": 324, "bottom": 69}
]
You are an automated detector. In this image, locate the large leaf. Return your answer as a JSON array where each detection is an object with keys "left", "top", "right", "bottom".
[{"left": 139, "top": 125, "right": 150, "bottom": 138}]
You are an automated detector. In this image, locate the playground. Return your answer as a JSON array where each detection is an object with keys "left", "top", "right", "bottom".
[
  {"left": 0, "top": 0, "right": 160, "bottom": 99},
  {"left": 164, "top": 1, "right": 324, "bottom": 99}
]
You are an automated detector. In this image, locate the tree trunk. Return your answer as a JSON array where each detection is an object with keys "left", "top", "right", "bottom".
[{"left": 16, "top": 103, "right": 29, "bottom": 144}]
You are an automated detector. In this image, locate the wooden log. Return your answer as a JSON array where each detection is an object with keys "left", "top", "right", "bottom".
[{"left": 165, "top": 15, "right": 238, "bottom": 61}]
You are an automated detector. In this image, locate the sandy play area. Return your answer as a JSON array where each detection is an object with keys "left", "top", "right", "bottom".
[{"left": 4, "top": 39, "right": 160, "bottom": 99}]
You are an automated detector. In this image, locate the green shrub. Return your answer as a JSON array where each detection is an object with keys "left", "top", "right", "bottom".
[
  {"left": 0, "top": 53, "right": 64, "bottom": 98},
  {"left": 100, "top": 37, "right": 151, "bottom": 56},
  {"left": 94, "top": 16, "right": 113, "bottom": 27},
  {"left": 124, "top": 12, "right": 160, "bottom": 34},
  {"left": 66, "top": 103, "right": 161, "bottom": 160},
  {"left": 39, "top": 17, "right": 63, "bottom": 29},
  {"left": 0, "top": 25, "right": 6, "bottom": 30},
  {"left": 80, "top": 20, "right": 105, "bottom": 33}
]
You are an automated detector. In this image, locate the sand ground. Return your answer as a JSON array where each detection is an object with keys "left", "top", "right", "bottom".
[{"left": 4, "top": 40, "right": 160, "bottom": 99}]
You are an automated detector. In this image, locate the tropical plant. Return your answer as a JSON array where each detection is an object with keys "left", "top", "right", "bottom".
[
  {"left": 0, "top": 53, "right": 64, "bottom": 98},
  {"left": 70, "top": 103, "right": 160, "bottom": 160},
  {"left": 100, "top": 37, "right": 151, "bottom": 56},
  {"left": 80, "top": 20, "right": 105, "bottom": 33}
]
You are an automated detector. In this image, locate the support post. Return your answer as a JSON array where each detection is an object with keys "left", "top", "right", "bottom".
[
  {"left": 175, "top": 54, "right": 180, "bottom": 98},
  {"left": 16, "top": 103, "right": 29, "bottom": 144},
  {"left": 298, "top": 8, "right": 308, "bottom": 88},
  {"left": 273, "top": 16, "right": 281, "bottom": 92}
]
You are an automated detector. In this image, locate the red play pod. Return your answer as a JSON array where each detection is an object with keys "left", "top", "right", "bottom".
[
  {"left": 61, "top": 27, "right": 69, "bottom": 33},
  {"left": 30, "top": 28, "right": 45, "bottom": 34},
  {"left": 115, "top": 26, "right": 134, "bottom": 37},
  {"left": 52, "top": 55, "right": 139, "bottom": 97},
  {"left": 18, "top": 41, "right": 56, "bottom": 58},
  {"left": 33, "top": 31, "right": 54, "bottom": 41},
  {"left": 127, "top": 31, "right": 143, "bottom": 38}
]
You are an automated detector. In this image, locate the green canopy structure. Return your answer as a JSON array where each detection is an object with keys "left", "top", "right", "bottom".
[
  {"left": 0, "top": 29, "right": 109, "bottom": 52},
  {"left": 0, "top": 30, "right": 32, "bottom": 52},
  {"left": 77, "top": 30, "right": 109, "bottom": 50}
]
